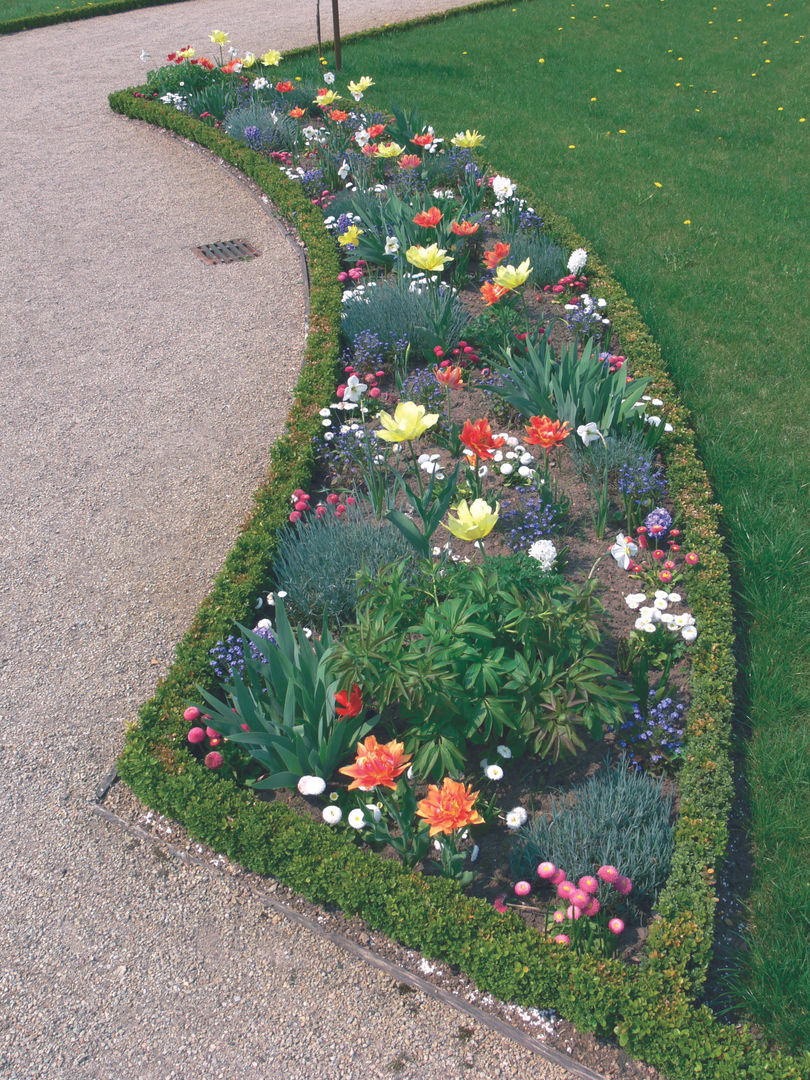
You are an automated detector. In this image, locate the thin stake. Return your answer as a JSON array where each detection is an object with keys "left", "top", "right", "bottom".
[{"left": 331, "top": 0, "right": 342, "bottom": 71}]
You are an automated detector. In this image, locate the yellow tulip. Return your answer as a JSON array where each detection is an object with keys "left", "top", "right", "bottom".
[
  {"left": 241, "top": 53, "right": 256, "bottom": 68},
  {"left": 209, "top": 29, "right": 229, "bottom": 45},
  {"left": 260, "top": 49, "right": 282, "bottom": 66},
  {"left": 374, "top": 141, "right": 404, "bottom": 158},
  {"left": 314, "top": 89, "right": 340, "bottom": 106},
  {"left": 178, "top": 47, "right": 195, "bottom": 59},
  {"left": 348, "top": 76, "right": 375, "bottom": 96},
  {"left": 375, "top": 402, "right": 439, "bottom": 443},
  {"left": 405, "top": 244, "right": 453, "bottom": 273},
  {"left": 450, "top": 129, "right": 485, "bottom": 148},
  {"left": 337, "top": 226, "right": 363, "bottom": 247},
  {"left": 444, "top": 499, "right": 500, "bottom": 542},
  {"left": 493, "top": 258, "right": 532, "bottom": 291}
]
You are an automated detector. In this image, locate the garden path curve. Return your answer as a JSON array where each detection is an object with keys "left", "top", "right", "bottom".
[{"left": 0, "top": 1, "right": 576, "bottom": 1077}]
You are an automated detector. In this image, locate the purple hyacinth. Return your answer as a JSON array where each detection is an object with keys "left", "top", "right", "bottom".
[{"left": 644, "top": 507, "right": 673, "bottom": 539}]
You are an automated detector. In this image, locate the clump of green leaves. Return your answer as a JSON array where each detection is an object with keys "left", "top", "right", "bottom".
[
  {"left": 195, "top": 600, "right": 372, "bottom": 789},
  {"left": 511, "top": 756, "right": 675, "bottom": 903},
  {"left": 224, "top": 103, "right": 300, "bottom": 151},
  {"left": 331, "top": 559, "right": 632, "bottom": 778}
]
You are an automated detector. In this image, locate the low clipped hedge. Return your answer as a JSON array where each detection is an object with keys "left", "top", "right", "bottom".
[
  {"left": 109, "top": 81, "right": 807, "bottom": 1079},
  {"left": 0, "top": 0, "right": 187, "bottom": 36}
]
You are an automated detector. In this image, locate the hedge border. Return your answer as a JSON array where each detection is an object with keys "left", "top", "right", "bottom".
[
  {"left": 0, "top": 0, "right": 189, "bottom": 36},
  {"left": 108, "top": 65, "right": 806, "bottom": 1080}
]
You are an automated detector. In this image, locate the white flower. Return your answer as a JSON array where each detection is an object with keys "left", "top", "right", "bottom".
[
  {"left": 647, "top": 415, "right": 662, "bottom": 427},
  {"left": 500, "top": 463, "right": 514, "bottom": 476},
  {"left": 518, "top": 466, "right": 533, "bottom": 478},
  {"left": 519, "top": 452, "right": 533, "bottom": 466},
  {"left": 653, "top": 596, "right": 669, "bottom": 611},
  {"left": 322, "top": 805, "right": 342, "bottom": 825},
  {"left": 610, "top": 533, "right": 638, "bottom": 569},
  {"left": 651, "top": 398, "right": 664, "bottom": 407},
  {"left": 470, "top": 845, "right": 480, "bottom": 863},
  {"left": 255, "top": 618, "right": 273, "bottom": 632},
  {"left": 667, "top": 592, "right": 682, "bottom": 604},
  {"left": 505, "top": 807, "right": 528, "bottom": 829},
  {"left": 664, "top": 423, "right": 674, "bottom": 432},
  {"left": 347, "top": 808, "right": 367, "bottom": 829},
  {"left": 528, "top": 539, "right": 558, "bottom": 571},
  {"left": 639, "top": 605, "right": 661, "bottom": 622},
  {"left": 343, "top": 375, "right": 367, "bottom": 402},
  {"left": 681, "top": 624, "right": 698, "bottom": 643},
  {"left": 302, "top": 125, "right": 319, "bottom": 142},
  {"left": 433, "top": 839, "right": 444, "bottom": 851},
  {"left": 364, "top": 803, "right": 382, "bottom": 823},
  {"left": 337, "top": 160, "right": 350, "bottom": 180},
  {"left": 486, "top": 764, "right": 504, "bottom": 781},
  {"left": 477, "top": 465, "right": 488, "bottom": 478},
  {"left": 298, "top": 775, "right": 326, "bottom": 797},
  {"left": 641, "top": 621, "right": 658, "bottom": 633},
  {"left": 496, "top": 745, "right": 512, "bottom": 759},
  {"left": 319, "top": 407, "right": 332, "bottom": 417},
  {"left": 323, "top": 71, "right": 335, "bottom": 84},
  {"left": 252, "top": 77, "right": 269, "bottom": 90},
  {"left": 625, "top": 592, "right": 647, "bottom": 609},
  {"left": 384, "top": 235, "right": 400, "bottom": 255},
  {"left": 492, "top": 174, "right": 516, "bottom": 201},
  {"left": 577, "top": 421, "right": 602, "bottom": 446},
  {"left": 567, "top": 247, "right": 588, "bottom": 274},
  {"left": 597, "top": 298, "right": 607, "bottom": 309}
]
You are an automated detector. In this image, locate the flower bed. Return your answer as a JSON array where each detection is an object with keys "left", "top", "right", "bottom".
[{"left": 109, "top": 34, "right": 808, "bottom": 1080}]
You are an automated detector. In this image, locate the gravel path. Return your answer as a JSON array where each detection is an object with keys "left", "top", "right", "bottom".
[{"left": 0, "top": 2, "right": 574, "bottom": 1077}]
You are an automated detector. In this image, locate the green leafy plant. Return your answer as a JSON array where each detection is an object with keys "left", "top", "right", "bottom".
[
  {"left": 484, "top": 323, "right": 652, "bottom": 436},
  {"left": 184, "top": 80, "right": 241, "bottom": 121},
  {"left": 332, "top": 559, "right": 632, "bottom": 778},
  {"left": 195, "top": 600, "right": 373, "bottom": 788},
  {"left": 511, "top": 756, "right": 675, "bottom": 903}
]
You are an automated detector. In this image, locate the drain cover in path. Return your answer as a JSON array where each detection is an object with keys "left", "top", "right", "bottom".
[{"left": 194, "top": 239, "right": 261, "bottom": 264}]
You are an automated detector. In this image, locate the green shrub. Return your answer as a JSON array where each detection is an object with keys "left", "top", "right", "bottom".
[
  {"left": 332, "top": 559, "right": 632, "bottom": 778},
  {"left": 511, "top": 756, "right": 675, "bottom": 903},
  {"left": 271, "top": 500, "right": 417, "bottom": 628}
]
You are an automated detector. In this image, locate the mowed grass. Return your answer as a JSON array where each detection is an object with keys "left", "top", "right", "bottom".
[
  {"left": 0, "top": 0, "right": 175, "bottom": 29},
  {"left": 328, "top": 0, "right": 810, "bottom": 1050}
]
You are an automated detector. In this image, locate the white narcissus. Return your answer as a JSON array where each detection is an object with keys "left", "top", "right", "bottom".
[{"left": 610, "top": 533, "right": 638, "bottom": 569}]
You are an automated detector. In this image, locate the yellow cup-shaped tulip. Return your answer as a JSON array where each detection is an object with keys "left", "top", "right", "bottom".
[
  {"left": 406, "top": 244, "right": 453, "bottom": 273},
  {"left": 375, "top": 401, "right": 439, "bottom": 443},
  {"left": 241, "top": 53, "right": 256, "bottom": 68},
  {"left": 451, "top": 129, "right": 485, "bottom": 148},
  {"left": 444, "top": 499, "right": 500, "bottom": 542},
  {"left": 348, "top": 76, "right": 375, "bottom": 96},
  {"left": 315, "top": 89, "right": 340, "bottom": 106},
  {"left": 260, "top": 49, "right": 282, "bottom": 66},
  {"left": 493, "top": 258, "right": 532, "bottom": 291},
  {"left": 337, "top": 225, "right": 363, "bottom": 247},
  {"left": 375, "top": 141, "right": 404, "bottom": 158},
  {"left": 209, "top": 29, "right": 229, "bottom": 45}
]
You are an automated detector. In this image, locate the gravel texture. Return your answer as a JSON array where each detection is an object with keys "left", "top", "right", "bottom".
[{"left": 0, "top": 1, "right": 574, "bottom": 1078}]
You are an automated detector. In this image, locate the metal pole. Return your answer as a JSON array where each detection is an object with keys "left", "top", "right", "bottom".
[{"left": 316, "top": 0, "right": 322, "bottom": 59}]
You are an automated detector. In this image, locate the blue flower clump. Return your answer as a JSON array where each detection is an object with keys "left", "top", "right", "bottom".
[
  {"left": 500, "top": 489, "right": 563, "bottom": 553},
  {"left": 209, "top": 623, "right": 277, "bottom": 682},
  {"left": 609, "top": 691, "right": 687, "bottom": 770},
  {"left": 618, "top": 457, "right": 668, "bottom": 509}
]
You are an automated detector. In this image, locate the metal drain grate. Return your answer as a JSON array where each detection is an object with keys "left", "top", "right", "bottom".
[{"left": 194, "top": 239, "right": 261, "bottom": 265}]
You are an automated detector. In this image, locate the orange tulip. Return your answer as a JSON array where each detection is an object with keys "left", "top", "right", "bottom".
[
  {"left": 480, "top": 282, "right": 508, "bottom": 306},
  {"left": 451, "top": 220, "right": 479, "bottom": 236},
  {"left": 483, "top": 242, "right": 510, "bottom": 269},
  {"left": 275, "top": 80, "right": 294, "bottom": 92},
  {"left": 416, "top": 777, "right": 484, "bottom": 837},
  {"left": 460, "top": 418, "right": 507, "bottom": 462},
  {"left": 367, "top": 123, "right": 386, "bottom": 137},
  {"left": 399, "top": 154, "right": 421, "bottom": 170},
  {"left": 411, "top": 133, "right": 434, "bottom": 147},
  {"left": 289, "top": 107, "right": 306, "bottom": 118},
  {"left": 524, "top": 415, "right": 572, "bottom": 451},
  {"left": 434, "top": 365, "right": 464, "bottom": 388},
  {"left": 339, "top": 735, "right": 412, "bottom": 792},
  {"left": 413, "top": 207, "right": 443, "bottom": 228},
  {"left": 329, "top": 109, "right": 349, "bottom": 122}
]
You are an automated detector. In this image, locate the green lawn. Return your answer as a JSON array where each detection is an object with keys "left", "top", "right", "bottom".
[
  {"left": 0, "top": 0, "right": 181, "bottom": 32},
  {"left": 328, "top": 0, "right": 810, "bottom": 1051}
]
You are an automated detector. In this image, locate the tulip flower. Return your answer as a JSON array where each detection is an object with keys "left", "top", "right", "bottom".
[
  {"left": 405, "top": 244, "right": 453, "bottom": 272},
  {"left": 451, "top": 220, "right": 479, "bottom": 236},
  {"left": 339, "top": 735, "right": 411, "bottom": 791},
  {"left": 416, "top": 777, "right": 484, "bottom": 836},
  {"left": 347, "top": 76, "right": 374, "bottom": 98},
  {"left": 444, "top": 499, "right": 499, "bottom": 542},
  {"left": 524, "top": 416, "right": 571, "bottom": 451},
  {"left": 460, "top": 418, "right": 506, "bottom": 461},
  {"left": 375, "top": 141, "right": 405, "bottom": 158},
  {"left": 209, "top": 29, "right": 230, "bottom": 44},
  {"left": 314, "top": 89, "right": 340, "bottom": 106},
  {"left": 480, "top": 282, "right": 508, "bottom": 306},
  {"left": 375, "top": 401, "right": 439, "bottom": 444},
  {"left": 494, "top": 259, "right": 532, "bottom": 291},
  {"left": 483, "top": 242, "right": 510, "bottom": 269},
  {"left": 434, "top": 365, "right": 464, "bottom": 388},
  {"left": 260, "top": 49, "right": 282, "bottom": 66},
  {"left": 413, "top": 207, "right": 442, "bottom": 228},
  {"left": 335, "top": 684, "right": 363, "bottom": 718},
  {"left": 451, "top": 129, "right": 485, "bottom": 148}
]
